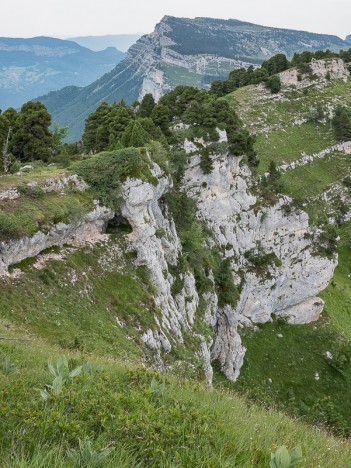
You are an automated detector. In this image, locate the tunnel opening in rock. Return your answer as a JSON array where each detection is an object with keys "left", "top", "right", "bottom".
[{"left": 106, "top": 214, "right": 133, "bottom": 235}]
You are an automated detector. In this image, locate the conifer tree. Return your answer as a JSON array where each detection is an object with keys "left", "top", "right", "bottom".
[
  {"left": 120, "top": 120, "right": 150, "bottom": 147},
  {"left": 138, "top": 93, "right": 156, "bottom": 118},
  {"left": 151, "top": 104, "right": 171, "bottom": 135},
  {"left": 83, "top": 102, "right": 111, "bottom": 152},
  {"left": 10, "top": 101, "right": 52, "bottom": 162},
  {"left": 332, "top": 105, "right": 351, "bottom": 141}
]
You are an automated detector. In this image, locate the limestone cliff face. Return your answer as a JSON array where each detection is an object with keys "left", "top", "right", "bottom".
[
  {"left": 115, "top": 142, "right": 336, "bottom": 382},
  {"left": 0, "top": 142, "right": 337, "bottom": 383},
  {"left": 137, "top": 19, "right": 255, "bottom": 102},
  {"left": 183, "top": 151, "right": 336, "bottom": 380},
  {"left": 280, "top": 59, "right": 350, "bottom": 87},
  {"left": 119, "top": 162, "right": 213, "bottom": 382},
  {"left": 138, "top": 21, "right": 350, "bottom": 101}
]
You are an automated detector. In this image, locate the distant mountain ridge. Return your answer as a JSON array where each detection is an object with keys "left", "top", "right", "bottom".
[
  {"left": 0, "top": 36, "right": 125, "bottom": 109},
  {"left": 38, "top": 16, "right": 351, "bottom": 141},
  {"left": 346, "top": 35, "right": 351, "bottom": 44},
  {"left": 68, "top": 34, "right": 143, "bottom": 52}
]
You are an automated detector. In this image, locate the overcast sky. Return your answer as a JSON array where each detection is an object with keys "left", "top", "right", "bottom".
[{"left": 1, "top": 0, "right": 350, "bottom": 39}]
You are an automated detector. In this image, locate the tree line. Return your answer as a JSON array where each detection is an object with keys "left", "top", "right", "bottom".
[
  {"left": 210, "top": 48, "right": 351, "bottom": 97},
  {"left": 1, "top": 47, "right": 351, "bottom": 173},
  {"left": 82, "top": 86, "right": 259, "bottom": 167}
]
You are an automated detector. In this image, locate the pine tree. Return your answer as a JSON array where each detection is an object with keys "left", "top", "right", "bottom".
[
  {"left": 137, "top": 118, "right": 166, "bottom": 144},
  {"left": 0, "top": 108, "right": 18, "bottom": 171},
  {"left": 267, "top": 75, "right": 282, "bottom": 94},
  {"left": 108, "top": 104, "right": 134, "bottom": 148},
  {"left": 210, "top": 80, "right": 225, "bottom": 98},
  {"left": 200, "top": 147, "right": 213, "bottom": 174},
  {"left": 262, "top": 54, "right": 289, "bottom": 75},
  {"left": 151, "top": 104, "right": 171, "bottom": 135},
  {"left": 120, "top": 120, "right": 150, "bottom": 148},
  {"left": 138, "top": 93, "right": 156, "bottom": 118},
  {"left": 10, "top": 101, "right": 52, "bottom": 162},
  {"left": 83, "top": 102, "right": 111, "bottom": 152},
  {"left": 332, "top": 105, "right": 351, "bottom": 141}
]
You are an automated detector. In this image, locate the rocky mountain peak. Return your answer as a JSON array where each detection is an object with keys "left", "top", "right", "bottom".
[{"left": 38, "top": 16, "right": 351, "bottom": 141}]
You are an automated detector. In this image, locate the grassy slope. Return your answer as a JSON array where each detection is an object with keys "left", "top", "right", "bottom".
[
  {"left": 0, "top": 236, "right": 157, "bottom": 361},
  {"left": 0, "top": 163, "right": 63, "bottom": 190},
  {"left": 227, "top": 78, "right": 351, "bottom": 174},
  {"left": 280, "top": 152, "right": 351, "bottom": 199},
  {"left": 1, "top": 331, "right": 351, "bottom": 467},
  {"left": 321, "top": 223, "right": 351, "bottom": 339},
  {"left": 233, "top": 314, "right": 351, "bottom": 433},
  {"left": 224, "top": 75, "right": 351, "bottom": 436},
  {"left": 255, "top": 123, "right": 337, "bottom": 173},
  {"left": 0, "top": 164, "right": 96, "bottom": 241}
]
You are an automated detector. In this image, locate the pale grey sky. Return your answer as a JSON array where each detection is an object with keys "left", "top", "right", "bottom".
[{"left": 1, "top": 0, "right": 350, "bottom": 39}]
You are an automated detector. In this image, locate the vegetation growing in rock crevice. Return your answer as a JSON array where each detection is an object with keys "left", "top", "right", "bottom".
[
  {"left": 166, "top": 188, "right": 240, "bottom": 308},
  {"left": 244, "top": 243, "right": 282, "bottom": 279}
]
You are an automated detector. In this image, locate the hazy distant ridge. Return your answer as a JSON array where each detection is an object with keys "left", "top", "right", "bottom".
[
  {"left": 69, "top": 34, "right": 143, "bottom": 52},
  {"left": 0, "top": 36, "right": 125, "bottom": 109}
]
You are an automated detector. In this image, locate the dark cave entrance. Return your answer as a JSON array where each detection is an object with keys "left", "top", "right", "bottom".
[{"left": 106, "top": 214, "right": 133, "bottom": 235}]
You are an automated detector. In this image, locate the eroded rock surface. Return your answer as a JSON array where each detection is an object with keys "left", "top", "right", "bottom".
[
  {"left": 182, "top": 143, "right": 336, "bottom": 380},
  {"left": 0, "top": 141, "right": 337, "bottom": 383},
  {"left": 0, "top": 204, "right": 113, "bottom": 276}
]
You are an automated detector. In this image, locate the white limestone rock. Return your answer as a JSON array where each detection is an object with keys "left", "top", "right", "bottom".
[
  {"left": 211, "top": 305, "right": 246, "bottom": 382},
  {"left": 183, "top": 143, "right": 336, "bottom": 380},
  {"left": 0, "top": 204, "right": 113, "bottom": 276}
]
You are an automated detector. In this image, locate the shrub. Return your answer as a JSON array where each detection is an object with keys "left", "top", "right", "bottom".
[
  {"left": 200, "top": 147, "right": 214, "bottom": 174},
  {"left": 17, "top": 183, "right": 44, "bottom": 198},
  {"left": 332, "top": 105, "right": 351, "bottom": 141},
  {"left": 267, "top": 75, "right": 282, "bottom": 94},
  {"left": 214, "top": 258, "right": 239, "bottom": 307},
  {"left": 244, "top": 243, "right": 282, "bottom": 277},
  {"left": 72, "top": 148, "right": 157, "bottom": 209},
  {"left": 317, "top": 224, "right": 338, "bottom": 257}
]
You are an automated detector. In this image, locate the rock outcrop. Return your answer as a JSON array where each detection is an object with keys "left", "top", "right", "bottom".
[
  {"left": 0, "top": 174, "right": 88, "bottom": 201},
  {"left": 0, "top": 138, "right": 337, "bottom": 383},
  {"left": 181, "top": 148, "right": 336, "bottom": 380},
  {"left": 0, "top": 204, "right": 113, "bottom": 276},
  {"left": 119, "top": 162, "right": 214, "bottom": 381},
  {"left": 280, "top": 59, "right": 350, "bottom": 87},
  {"left": 114, "top": 137, "right": 336, "bottom": 382}
]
